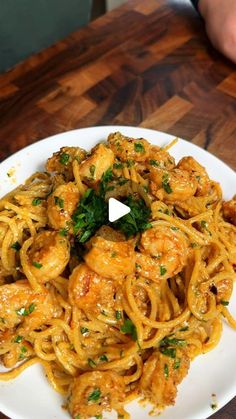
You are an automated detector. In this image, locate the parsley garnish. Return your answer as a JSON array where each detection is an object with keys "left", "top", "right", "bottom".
[
  {"left": 160, "top": 336, "right": 187, "bottom": 347},
  {"left": 149, "top": 159, "right": 159, "bottom": 167},
  {"left": 120, "top": 319, "right": 137, "bottom": 341},
  {"left": 115, "top": 310, "right": 122, "bottom": 320},
  {"left": 111, "top": 251, "right": 117, "bottom": 258},
  {"left": 162, "top": 173, "right": 173, "bottom": 194},
  {"left": 190, "top": 242, "right": 198, "bottom": 248},
  {"left": 179, "top": 326, "right": 189, "bottom": 332},
  {"left": 54, "top": 196, "right": 64, "bottom": 209},
  {"left": 59, "top": 152, "right": 70, "bottom": 165},
  {"left": 160, "top": 265, "right": 167, "bottom": 276},
  {"left": 87, "top": 388, "right": 101, "bottom": 402},
  {"left": 174, "top": 358, "right": 181, "bottom": 369},
  {"left": 220, "top": 300, "right": 229, "bottom": 306},
  {"left": 100, "top": 354, "right": 108, "bottom": 362},
  {"left": 164, "top": 363, "right": 169, "bottom": 379},
  {"left": 11, "top": 241, "right": 21, "bottom": 251},
  {"left": 88, "top": 358, "right": 96, "bottom": 368},
  {"left": 200, "top": 220, "right": 207, "bottom": 229},
  {"left": 16, "top": 303, "right": 35, "bottom": 316},
  {"left": 59, "top": 228, "right": 68, "bottom": 236},
  {"left": 114, "top": 196, "right": 151, "bottom": 238},
  {"left": 80, "top": 327, "right": 89, "bottom": 335},
  {"left": 160, "top": 347, "right": 176, "bottom": 358},
  {"left": 14, "top": 335, "right": 23, "bottom": 343},
  {"left": 32, "top": 197, "right": 42, "bottom": 206},
  {"left": 134, "top": 142, "right": 145, "bottom": 153},
  {"left": 89, "top": 164, "right": 96, "bottom": 178},
  {"left": 126, "top": 160, "right": 134, "bottom": 167},
  {"left": 113, "top": 162, "right": 123, "bottom": 169},
  {"left": 32, "top": 261, "right": 42, "bottom": 269}
]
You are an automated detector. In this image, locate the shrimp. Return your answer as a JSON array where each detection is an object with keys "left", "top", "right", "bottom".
[
  {"left": 46, "top": 146, "right": 86, "bottom": 181},
  {"left": 136, "top": 225, "right": 189, "bottom": 281},
  {"left": 79, "top": 143, "right": 114, "bottom": 184},
  {"left": 26, "top": 231, "right": 70, "bottom": 283},
  {"left": 148, "top": 145, "right": 175, "bottom": 170},
  {"left": 223, "top": 196, "right": 236, "bottom": 226},
  {"left": 84, "top": 226, "right": 136, "bottom": 280},
  {"left": 139, "top": 349, "right": 190, "bottom": 407},
  {"left": 177, "top": 156, "right": 211, "bottom": 196},
  {"left": 68, "top": 263, "right": 115, "bottom": 316},
  {"left": 68, "top": 370, "right": 125, "bottom": 418},
  {"left": 0, "top": 279, "right": 58, "bottom": 333},
  {"left": 47, "top": 182, "right": 80, "bottom": 231},
  {"left": 108, "top": 131, "right": 150, "bottom": 162},
  {"left": 150, "top": 167, "right": 197, "bottom": 202}
]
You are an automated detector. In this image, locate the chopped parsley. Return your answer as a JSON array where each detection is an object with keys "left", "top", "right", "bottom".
[
  {"left": 16, "top": 303, "right": 35, "bottom": 316},
  {"left": 54, "top": 196, "right": 64, "bottom": 209},
  {"left": 115, "top": 310, "right": 122, "bottom": 320},
  {"left": 32, "top": 197, "right": 42, "bottom": 206},
  {"left": 114, "top": 196, "right": 151, "bottom": 238},
  {"left": 59, "top": 152, "right": 70, "bottom": 165},
  {"left": 160, "top": 347, "right": 176, "bottom": 358},
  {"left": 196, "top": 175, "right": 201, "bottom": 181},
  {"left": 160, "top": 336, "right": 187, "bottom": 347},
  {"left": 95, "top": 416, "right": 103, "bottom": 419},
  {"left": 89, "top": 164, "right": 96, "bottom": 178},
  {"left": 220, "top": 300, "right": 229, "bottom": 306},
  {"left": 174, "top": 358, "right": 181, "bottom": 369},
  {"left": 59, "top": 228, "right": 68, "bottom": 237},
  {"left": 88, "top": 358, "right": 96, "bottom": 368},
  {"left": 160, "top": 265, "right": 167, "bottom": 276},
  {"left": 134, "top": 142, "right": 145, "bottom": 153},
  {"left": 113, "top": 162, "right": 123, "bottom": 169},
  {"left": 190, "top": 242, "right": 198, "bottom": 248},
  {"left": 111, "top": 251, "right": 117, "bottom": 258},
  {"left": 162, "top": 173, "right": 172, "bottom": 194},
  {"left": 14, "top": 335, "right": 23, "bottom": 343},
  {"left": 32, "top": 261, "right": 43, "bottom": 269},
  {"left": 126, "top": 159, "right": 134, "bottom": 167},
  {"left": 19, "top": 346, "right": 27, "bottom": 359},
  {"left": 149, "top": 159, "right": 159, "bottom": 167},
  {"left": 120, "top": 319, "right": 137, "bottom": 341},
  {"left": 164, "top": 363, "right": 169, "bottom": 379},
  {"left": 0, "top": 317, "right": 6, "bottom": 324},
  {"left": 100, "top": 354, "right": 108, "bottom": 362},
  {"left": 200, "top": 220, "right": 207, "bottom": 229},
  {"left": 11, "top": 241, "right": 21, "bottom": 251},
  {"left": 135, "top": 263, "right": 141, "bottom": 270},
  {"left": 179, "top": 326, "right": 189, "bottom": 332},
  {"left": 80, "top": 327, "right": 89, "bottom": 335},
  {"left": 87, "top": 388, "right": 101, "bottom": 402},
  {"left": 170, "top": 226, "right": 179, "bottom": 231}
]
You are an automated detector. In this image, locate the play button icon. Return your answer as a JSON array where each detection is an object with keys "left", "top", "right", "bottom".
[{"left": 108, "top": 197, "right": 130, "bottom": 222}]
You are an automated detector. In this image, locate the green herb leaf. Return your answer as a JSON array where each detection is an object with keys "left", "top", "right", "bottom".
[
  {"left": 160, "top": 337, "right": 187, "bottom": 347},
  {"left": 126, "top": 160, "right": 134, "bottom": 167},
  {"left": 88, "top": 358, "right": 97, "bottom": 368},
  {"left": 114, "top": 195, "right": 151, "bottom": 238},
  {"left": 111, "top": 251, "right": 117, "bottom": 258},
  {"left": 160, "top": 347, "right": 176, "bottom": 358},
  {"left": 59, "top": 228, "right": 68, "bottom": 236},
  {"left": 200, "top": 220, "right": 207, "bottom": 229},
  {"left": 80, "top": 327, "right": 89, "bottom": 335},
  {"left": 87, "top": 388, "right": 101, "bottom": 402},
  {"left": 32, "top": 261, "right": 43, "bottom": 269},
  {"left": 160, "top": 265, "right": 167, "bottom": 276},
  {"left": 32, "top": 197, "right": 42, "bottom": 206},
  {"left": 95, "top": 415, "right": 103, "bottom": 419},
  {"left": 179, "top": 326, "right": 189, "bottom": 332},
  {"left": 54, "top": 196, "right": 64, "bottom": 209},
  {"left": 14, "top": 335, "right": 23, "bottom": 343},
  {"left": 100, "top": 354, "right": 108, "bottom": 362},
  {"left": 120, "top": 319, "right": 137, "bottom": 341},
  {"left": 16, "top": 303, "right": 35, "bottom": 316},
  {"left": 59, "top": 152, "right": 70, "bottom": 165},
  {"left": 115, "top": 310, "right": 122, "bottom": 320},
  {"left": 89, "top": 164, "right": 96, "bottom": 178},
  {"left": 134, "top": 142, "right": 145, "bottom": 153},
  {"left": 11, "top": 241, "right": 21, "bottom": 251},
  {"left": 190, "top": 242, "right": 198, "bottom": 248},
  {"left": 162, "top": 173, "right": 173, "bottom": 194},
  {"left": 149, "top": 159, "right": 159, "bottom": 167},
  {"left": 28, "top": 303, "right": 35, "bottom": 314},
  {"left": 174, "top": 358, "right": 181, "bottom": 369},
  {"left": 220, "top": 300, "right": 229, "bottom": 306},
  {"left": 170, "top": 226, "right": 179, "bottom": 231},
  {"left": 113, "top": 162, "right": 123, "bottom": 169},
  {"left": 135, "top": 263, "right": 141, "bottom": 269},
  {"left": 164, "top": 363, "right": 169, "bottom": 379},
  {"left": 0, "top": 317, "right": 6, "bottom": 324}
]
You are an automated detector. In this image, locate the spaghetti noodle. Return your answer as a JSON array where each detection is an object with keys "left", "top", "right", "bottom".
[{"left": 0, "top": 132, "right": 235, "bottom": 418}]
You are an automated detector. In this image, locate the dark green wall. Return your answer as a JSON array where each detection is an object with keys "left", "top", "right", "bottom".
[{"left": 0, "top": 0, "right": 92, "bottom": 73}]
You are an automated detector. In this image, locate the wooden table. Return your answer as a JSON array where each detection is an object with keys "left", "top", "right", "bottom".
[{"left": 0, "top": 0, "right": 235, "bottom": 418}]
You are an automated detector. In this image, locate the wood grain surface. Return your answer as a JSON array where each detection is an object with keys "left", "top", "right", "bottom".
[{"left": 0, "top": 0, "right": 236, "bottom": 418}]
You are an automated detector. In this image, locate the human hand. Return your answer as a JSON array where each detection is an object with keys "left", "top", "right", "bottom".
[{"left": 199, "top": 0, "right": 236, "bottom": 63}]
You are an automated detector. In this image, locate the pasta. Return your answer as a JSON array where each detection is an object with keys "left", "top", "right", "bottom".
[{"left": 0, "top": 131, "right": 236, "bottom": 419}]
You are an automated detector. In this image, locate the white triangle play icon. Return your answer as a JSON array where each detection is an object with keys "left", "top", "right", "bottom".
[{"left": 108, "top": 197, "right": 130, "bottom": 222}]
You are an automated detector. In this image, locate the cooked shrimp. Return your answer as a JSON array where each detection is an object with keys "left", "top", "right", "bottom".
[
  {"left": 139, "top": 349, "right": 190, "bottom": 407},
  {"left": 26, "top": 231, "right": 70, "bottom": 283},
  {"left": 68, "top": 370, "right": 125, "bottom": 418},
  {"left": 79, "top": 143, "right": 114, "bottom": 184},
  {"left": 223, "top": 196, "right": 236, "bottom": 226},
  {"left": 46, "top": 146, "right": 86, "bottom": 181},
  {"left": 148, "top": 145, "right": 175, "bottom": 170},
  {"left": 84, "top": 226, "right": 136, "bottom": 280},
  {"left": 0, "top": 279, "right": 58, "bottom": 333},
  {"left": 136, "top": 225, "right": 189, "bottom": 281},
  {"left": 108, "top": 131, "right": 150, "bottom": 162},
  {"left": 68, "top": 263, "right": 115, "bottom": 316},
  {"left": 150, "top": 167, "right": 197, "bottom": 202},
  {"left": 177, "top": 156, "right": 211, "bottom": 196},
  {"left": 47, "top": 182, "right": 80, "bottom": 231}
]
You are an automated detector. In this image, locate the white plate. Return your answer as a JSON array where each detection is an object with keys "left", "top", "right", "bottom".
[{"left": 0, "top": 126, "right": 235, "bottom": 419}]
